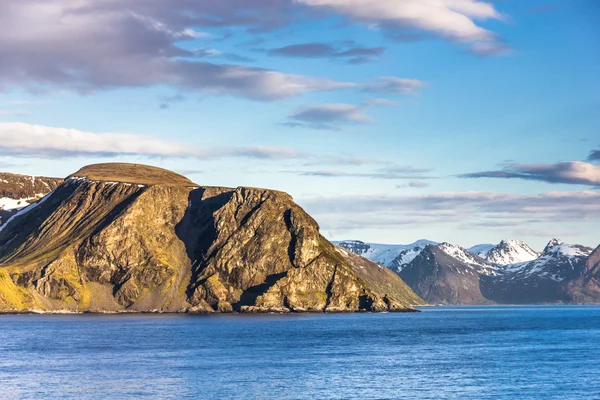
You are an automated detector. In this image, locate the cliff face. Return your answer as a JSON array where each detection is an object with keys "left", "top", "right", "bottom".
[
  {"left": 0, "top": 163, "right": 423, "bottom": 313},
  {"left": 567, "top": 246, "right": 600, "bottom": 303}
]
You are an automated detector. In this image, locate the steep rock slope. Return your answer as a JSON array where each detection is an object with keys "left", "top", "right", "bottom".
[
  {"left": 0, "top": 163, "right": 422, "bottom": 313},
  {"left": 399, "top": 243, "right": 498, "bottom": 305},
  {"left": 0, "top": 172, "right": 63, "bottom": 225},
  {"left": 566, "top": 246, "right": 600, "bottom": 303}
]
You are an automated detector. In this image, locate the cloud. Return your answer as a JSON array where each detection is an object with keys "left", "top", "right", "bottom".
[
  {"left": 0, "top": 122, "right": 308, "bottom": 160},
  {"left": 0, "top": 122, "right": 403, "bottom": 166},
  {"left": 295, "top": 0, "right": 507, "bottom": 53},
  {"left": 284, "top": 97, "right": 401, "bottom": 130},
  {"left": 0, "top": 109, "right": 29, "bottom": 116},
  {"left": 461, "top": 162, "right": 600, "bottom": 186},
  {"left": 158, "top": 94, "right": 186, "bottom": 110},
  {"left": 298, "top": 190, "right": 600, "bottom": 233},
  {"left": 285, "top": 103, "right": 375, "bottom": 130},
  {"left": 468, "top": 41, "right": 513, "bottom": 57},
  {"left": 0, "top": 1, "right": 353, "bottom": 100},
  {"left": 290, "top": 165, "right": 433, "bottom": 180},
  {"left": 267, "top": 42, "right": 385, "bottom": 63},
  {"left": 588, "top": 150, "right": 600, "bottom": 162},
  {"left": 406, "top": 181, "right": 430, "bottom": 188},
  {"left": 364, "top": 77, "right": 427, "bottom": 95}
]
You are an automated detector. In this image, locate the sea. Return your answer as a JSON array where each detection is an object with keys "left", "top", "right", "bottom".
[{"left": 1, "top": 306, "right": 599, "bottom": 399}]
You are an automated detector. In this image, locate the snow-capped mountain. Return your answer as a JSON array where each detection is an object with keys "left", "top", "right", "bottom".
[
  {"left": 480, "top": 239, "right": 539, "bottom": 265},
  {"left": 468, "top": 243, "right": 494, "bottom": 257},
  {"left": 335, "top": 239, "right": 437, "bottom": 267},
  {"left": 398, "top": 243, "right": 499, "bottom": 305},
  {"left": 0, "top": 172, "right": 63, "bottom": 225},
  {"left": 482, "top": 239, "right": 597, "bottom": 304},
  {"left": 498, "top": 239, "right": 592, "bottom": 283},
  {"left": 390, "top": 246, "right": 428, "bottom": 272},
  {"left": 337, "top": 237, "right": 600, "bottom": 305},
  {"left": 436, "top": 242, "right": 499, "bottom": 275}
]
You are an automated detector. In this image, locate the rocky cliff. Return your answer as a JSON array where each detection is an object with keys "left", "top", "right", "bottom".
[{"left": 0, "top": 163, "right": 423, "bottom": 313}]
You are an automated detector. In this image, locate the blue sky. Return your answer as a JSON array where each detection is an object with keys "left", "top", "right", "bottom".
[{"left": 0, "top": 0, "right": 598, "bottom": 249}]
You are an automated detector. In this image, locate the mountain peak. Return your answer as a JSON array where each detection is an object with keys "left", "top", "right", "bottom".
[
  {"left": 484, "top": 239, "right": 538, "bottom": 265},
  {"left": 68, "top": 163, "right": 196, "bottom": 187},
  {"left": 544, "top": 238, "right": 563, "bottom": 250}
]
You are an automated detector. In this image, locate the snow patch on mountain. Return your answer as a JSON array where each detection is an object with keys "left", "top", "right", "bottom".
[
  {"left": 482, "top": 240, "right": 539, "bottom": 265},
  {"left": 468, "top": 244, "right": 494, "bottom": 257},
  {"left": 437, "top": 243, "right": 499, "bottom": 275},
  {"left": 335, "top": 239, "right": 437, "bottom": 267},
  {"left": 391, "top": 247, "right": 425, "bottom": 272},
  {"left": 0, "top": 193, "right": 48, "bottom": 211},
  {"left": 0, "top": 191, "right": 55, "bottom": 234},
  {"left": 498, "top": 239, "right": 593, "bottom": 282}
]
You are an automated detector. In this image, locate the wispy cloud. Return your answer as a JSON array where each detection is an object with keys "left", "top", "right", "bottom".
[
  {"left": 284, "top": 103, "right": 375, "bottom": 130},
  {"left": 468, "top": 41, "right": 513, "bottom": 57},
  {"left": 460, "top": 162, "right": 600, "bottom": 186},
  {"left": 290, "top": 165, "right": 434, "bottom": 180},
  {"left": 267, "top": 41, "right": 385, "bottom": 64},
  {"left": 295, "top": 0, "right": 508, "bottom": 54},
  {"left": 299, "top": 191, "right": 600, "bottom": 234},
  {"left": 588, "top": 149, "right": 600, "bottom": 162},
  {"left": 0, "top": 109, "right": 29, "bottom": 117},
  {"left": 363, "top": 77, "right": 427, "bottom": 95},
  {"left": 0, "top": 122, "right": 308, "bottom": 160},
  {"left": 0, "top": 122, "right": 399, "bottom": 166},
  {"left": 283, "top": 96, "right": 402, "bottom": 130},
  {"left": 158, "top": 94, "right": 186, "bottom": 110}
]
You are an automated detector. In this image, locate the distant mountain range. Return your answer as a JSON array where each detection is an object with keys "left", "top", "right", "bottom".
[{"left": 337, "top": 238, "right": 600, "bottom": 305}]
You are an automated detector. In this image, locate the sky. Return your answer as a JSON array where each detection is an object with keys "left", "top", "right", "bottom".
[{"left": 0, "top": 0, "right": 598, "bottom": 250}]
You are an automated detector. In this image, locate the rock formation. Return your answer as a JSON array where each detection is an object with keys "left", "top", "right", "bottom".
[{"left": 0, "top": 163, "right": 423, "bottom": 313}]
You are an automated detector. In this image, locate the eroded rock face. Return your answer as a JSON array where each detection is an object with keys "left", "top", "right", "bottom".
[{"left": 0, "top": 164, "right": 423, "bottom": 313}]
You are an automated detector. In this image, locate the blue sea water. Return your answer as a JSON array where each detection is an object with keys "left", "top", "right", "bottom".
[{"left": 1, "top": 306, "right": 599, "bottom": 399}]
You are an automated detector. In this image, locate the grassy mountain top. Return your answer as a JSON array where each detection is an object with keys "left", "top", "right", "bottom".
[{"left": 69, "top": 163, "right": 196, "bottom": 187}]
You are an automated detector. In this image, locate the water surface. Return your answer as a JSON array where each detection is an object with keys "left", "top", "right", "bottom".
[{"left": 1, "top": 306, "right": 599, "bottom": 399}]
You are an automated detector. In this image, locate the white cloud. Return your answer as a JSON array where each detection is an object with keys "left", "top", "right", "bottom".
[
  {"left": 296, "top": 0, "right": 506, "bottom": 51},
  {"left": 0, "top": 122, "right": 305, "bottom": 160},
  {"left": 364, "top": 77, "right": 427, "bottom": 95}
]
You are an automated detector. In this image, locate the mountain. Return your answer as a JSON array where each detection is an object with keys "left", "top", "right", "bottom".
[
  {"left": 389, "top": 245, "right": 430, "bottom": 272},
  {"left": 468, "top": 243, "right": 494, "bottom": 257},
  {"left": 0, "top": 172, "right": 63, "bottom": 225},
  {"left": 335, "top": 239, "right": 437, "bottom": 267},
  {"left": 479, "top": 239, "right": 539, "bottom": 265},
  {"left": 398, "top": 243, "right": 498, "bottom": 305},
  {"left": 567, "top": 246, "right": 600, "bottom": 303},
  {"left": 482, "top": 239, "right": 595, "bottom": 304},
  {"left": 398, "top": 238, "right": 600, "bottom": 305},
  {"left": 0, "top": 163, "right": 423, "bottom": 313}
]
